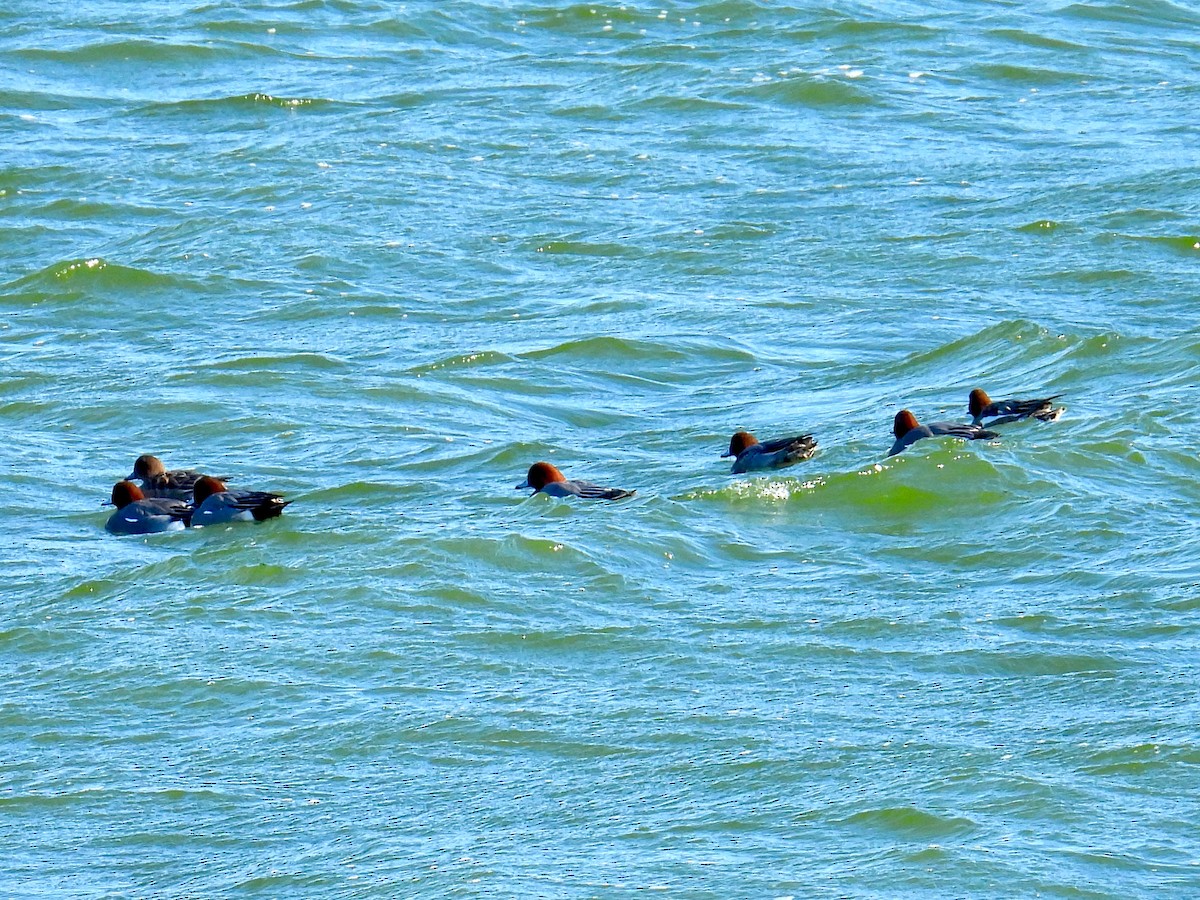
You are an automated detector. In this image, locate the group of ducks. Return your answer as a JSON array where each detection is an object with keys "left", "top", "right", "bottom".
[
  {"left": 514, "top": 387, "right": 1064, "bottom": 501},
  {"left": 105, "top": 456, "right": 291, "bottom": 535},
  {"left": 105, "top": 387, "right": 1062, "bottom": 533}
]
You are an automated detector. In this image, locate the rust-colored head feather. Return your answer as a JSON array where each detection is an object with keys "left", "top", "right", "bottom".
[
  {"left": 110, "top": 480, "right": 145, "bottom": 507},
  {"left": 523, "top": 461, "right": 567, "bottom": 491},
  {"left": 725, "top": 431, "right": 759, "bottom": 458},
  {"left": 893, "top": 410, "right": 920, "bottom": 439},
  {"left": 192, "top": 476, "right": 229, "bottom": 504},
  {"left": 968, "top": 388, "right": 992, "bottom": 418}
]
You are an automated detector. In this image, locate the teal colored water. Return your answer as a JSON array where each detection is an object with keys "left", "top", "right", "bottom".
[{"left": 3, "top": 1, "right": 1199, "bottom": 896}]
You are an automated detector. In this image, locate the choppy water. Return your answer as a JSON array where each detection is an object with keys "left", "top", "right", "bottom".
[{"left": 4, "top": 1, "right": 1200, "bottom": 896}]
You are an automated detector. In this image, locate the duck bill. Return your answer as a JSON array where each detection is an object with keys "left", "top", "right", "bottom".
[{"left": 515, "top": 481, "right": 530, "bottom": 490}]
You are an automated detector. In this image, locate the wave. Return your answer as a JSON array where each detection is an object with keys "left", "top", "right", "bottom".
[
  {"left": 681, "top": 450, "right": 1024, "bottom": 514},
  {"left": 1061, "top": 0, "right": 1200, "bottom": 28},
  {"left": 839, "top": 805, "right": 978, "bottom": 840},
  {"left": 525, "top": 236, "right": 645, "bottom": 258},
  {"left": 969, "top": 62, "right": 1091, "bottom": 86},
  {"left": 986, "top": 27, "right": 1093, "bottom": 52},
  {"left": 524, "top": 335, "right": 688, "bottom": 364},
  {"left": 187, "top": 352, "right": 349, "bottom": 374},
  {"left": 735, "top": 74, "right": 881, "bottom": 108},
  {"left": 134, "top": 93, "right": 339, "bottom": 117},
  {"left": 2, "top": 257, "right": 182, "bottom": 296},
  {"left": 408, "top": 350, "right": 516, "bottom": 376},
  {"left": 11, "top": 38, "right": 261, "bottom": 65}
]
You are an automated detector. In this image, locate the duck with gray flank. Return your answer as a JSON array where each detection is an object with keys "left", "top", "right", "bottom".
[
  {"left": 722, "top": 431, "right": 817, "bottom": 474},
  {"left": 191, "top": 476, "right": 290, "bottom": 526},
  {"left": 105, "top": 481, "right": 192, "bottom": 535},
  {"left": 517, "top": 462, "right": 635, "bottom": 500},
  {"left": 969, "top": 388, "right": 1064, "bottom": 426},
  {"left": 889, "top": 410, "right": 997, "bottom": 457}
]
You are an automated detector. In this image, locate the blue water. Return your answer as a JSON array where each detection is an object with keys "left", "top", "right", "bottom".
[{"left": 3, "top": 2, "right": 1200, "bottom": 896}]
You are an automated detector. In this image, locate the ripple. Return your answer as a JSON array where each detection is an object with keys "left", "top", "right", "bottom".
[
  {"left": 737, "top": 74, "right": 881, "bottom": 108},
  {"left": 841, "top": 806, "right": 978, "bottom": 840},
  {"left": 6, "top": 257, "right": 173, "bottom": 290},
  {"left": 970, "top": 62, "right": 1091, "bottom": 85},
  {"left": 136, "top": 93, "right": 340, "bottom": 116},
  {"left": 10, "top": 38, "right": 246, "bottom": 64}
]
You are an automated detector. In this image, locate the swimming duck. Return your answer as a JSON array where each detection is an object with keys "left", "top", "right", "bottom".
[
  {"left": 191, "top": 476, "right": 290, "bottom": 526},
  {"left": 969, "top": 388, "right": 1064, "bottom": 426},
  {"left": 722, "top": 431, "right": 817, "bottom": 474},
  {"left": 105, "top": 480, "right": 192, "bottom": 535},
  {"left": 125, "top": 454, "right": 215, "bottom": 500},
  {"left": 889, "top": 410, "right": 997, "bottom": 457},
  {"left": 516, "top": 461, "right": 635, "bottom": 500}
]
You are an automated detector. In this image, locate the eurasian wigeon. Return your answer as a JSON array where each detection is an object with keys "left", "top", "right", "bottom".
[
  {"left": 126, "top": 454, "right": 217, "bottom": 500},
  {"left": 888, "top": 410, "right": 997, "bottom": 457},
  {"left": 516, "top": 461, "right": 635, "bottom": 500},
  {"left": 722, "top": 431, "right": 817, "bottom": 474},
  {"left": 190, "top": 476, "right": 290, "bottom": 526},
  {"left": 969, "top": 388, "right": 1064, "bottom": 426},
  {"left": 105, "top": 481, "right": 192, "bottom": 535}
]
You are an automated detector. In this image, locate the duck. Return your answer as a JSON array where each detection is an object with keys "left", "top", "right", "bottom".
[
  {"left": 125, "top": 454, "right": 217, "bottom": 501},
  {"left": 888, "top": 409, "right": 998, "bottom": 457},
  {"left": 722, "top": 431, "right": 817, "bottom": 474},
  {"left": 516, "top": 461, "right": 635, "bottom": 500},
  {"left": 105, "top": 481, "right": 192, "bottom": 535},
  {"left": 969, "top": 388, "right": 1064, "bottom": 426},
  {"left": 190, "top": 476, "right": 290, "bottom": 526}
]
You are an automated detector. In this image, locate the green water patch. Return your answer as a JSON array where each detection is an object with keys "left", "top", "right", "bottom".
[
  {"left": 32, "top": 197, "right": 169, "bottom": 222},
  {"left": 519, "top": 3, "right": 645, "bottom": 32},
  {"left": 823, "top": 17, "right": 943, "bottom": 40},
  {"left": 408, "top": 350, "right": 515, "bottom": 376},
  {"left": 736, "top": 74, "right": 881, "bottom": 108},
  {"left": 684, "top": 451, "right": 1011, "bottom": 521},
  {"left": 137, "top": 93, "right": 337, "bottom": 117},
  {"left": 859, "top": 319, "right": 1088, "bottom": 398},
  {"left": 173, "top": 353, "right": 351, "bottom": 388},
  {"left": 1108, "top": 233, "right": 1200, "bottom": 257},
  {"left": 994, "top": 613, "right": 1059, "bottom": 633},
  {"left": 944, "top": 647, "right": 1129, "bottom": 676},
  {"left": 840, "top": 806, "right": 978, "bottom": 840},
  {"left": 969, "top": 62, "right": 1090, "bottom": 85},
  {"left": 1051, "top": 329, "right": 1124, "bottom": 364},
  {"left": 1045, "top": 267, "right": 1142, "bottom": 284},
  {"left": 1061, "top": 0, "right": 1200, "bottom": 28},
  {"left": 0, "top": 624, "right": 90, "bottom": 656},
  {"left": 11, "top": 38, "right": 238, "bottom": 65},
  {"left": 525, "top": 236, "right": 644, "bottom": 258},
  {"left": 349, "top": 18, "right": 431, "bottom": 41},
  {"left": 525, "top": 335, "right": 687, "bottom": 365},
  {"left": 429, "top": 532, "right": 609, "bottom": 577},
  {"left": 0, "top": 89, "right": 110, "bottom": 112},
  {"left": 198, "top": 352, "right": 348, "bottom": 372},
  {"left": 702, "top": 221, "right": 780, "bottom": 241},
  {"left": 3, "top": 257, "right": 182, "bottom": 298},
  {"left": 1017, "top": 219, "right": 1065, "bottom": 233},
  {"left": 549, "top": 103, "right": 626, "bottom": 122},
  {"left": 627, "top": 94, "right": 751, "bottom": 113},
  {"left": 205, "top": 562, "right": 299, "bottom": 587},
  {"left": 301, "top": 481, "right": 425, "bottom": 506},
  {"left": 1078, "top": 742, "right": 1200, "bottom": 776},
  {"left": 986, "top": 27, "right": 1093, "bottom": 52},
  {"left": 0, "top": 170, "right": 87, "bottom": 212}
]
